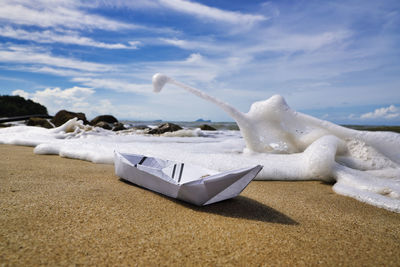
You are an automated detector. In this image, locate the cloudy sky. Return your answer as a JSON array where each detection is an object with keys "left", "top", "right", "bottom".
[{"left": 0, "top": 0, "right": 399, "bottom": 124}]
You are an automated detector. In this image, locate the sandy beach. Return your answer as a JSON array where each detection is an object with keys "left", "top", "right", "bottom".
[{"left": 0, "top": 144, "right": 399, "bottom": 266}]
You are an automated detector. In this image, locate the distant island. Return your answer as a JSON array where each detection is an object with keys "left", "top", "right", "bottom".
[{"left": 195, "top": 118, "right": 211, "bottom": 122}]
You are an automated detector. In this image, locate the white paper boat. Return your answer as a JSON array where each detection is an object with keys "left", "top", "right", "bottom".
[{"left": 114, "top": 151, "right": 263, "bottom": 206}]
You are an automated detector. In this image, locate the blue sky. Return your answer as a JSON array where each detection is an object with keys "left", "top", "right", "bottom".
[{"left": 0, "top": 0, "right": 399, "bottom": 124}]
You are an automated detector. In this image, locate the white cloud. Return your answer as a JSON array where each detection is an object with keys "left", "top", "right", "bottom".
[
  {"left": 93, "top": 99, "right": 161, "bottom": 120},
  {"left": 90, "top": 0, "right": 160, "bottom": 9},
  {"left": 128, "top": 41, "right": 141, "bottom": 48},
  {"left": 252, "top": 30, "right": 353, "bottom": 53},
  {"left": 12, "top": 86, "right": 95, "bottom": 115},
  {"left": 159, "top": 30, "right": 352, "bottom": 60},
  {"left": 0, "top": 45, "right": 113, "bottom": 73},
  {"left": 25, "top": 66, "right": 96, "bottom": 77},
  {"left": 158, "top": 0, "right": 267, "bottom": 25},
  {"left": 360, "top": 105, "right": 399, "bottom": 120},
  {"left": 90, "top": 0, "right": 267, "bottom": 26},
  {"left": 159, "top": 38, "right": 225, "bottom": 54},
  {"left": 67, "top": 53, "right": 231, "bottom": 96},
  {"left": 72, "top": 77, "right": 151, "bottom": 94},
  {"left": 160, "top": 38, "right": 195, "bottom": 49},
  {"left": 11, "top": 89, "right": 30, "bottom": 99},
  {"left": 0, "top": 0, "right": 134, "bottom": 30},
  {"left": 11, "top": 86, "right": 157, "bottom": 119},
  {"left": 0, "top": 26, "right": 140, "bottom": 49},
  {"left": 33, "top": 87, "right": 94, "bottom": 101}
]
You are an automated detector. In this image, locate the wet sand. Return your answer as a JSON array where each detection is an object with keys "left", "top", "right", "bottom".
[{"left": 1, "top": 144, "right": 399, "bottom": 266}]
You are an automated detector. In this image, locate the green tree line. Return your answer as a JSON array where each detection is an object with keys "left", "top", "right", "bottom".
[{"left": 0, "top": 95, "right": 48, "bottom": 117}]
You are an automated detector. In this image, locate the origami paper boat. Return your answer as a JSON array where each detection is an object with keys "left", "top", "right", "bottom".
[{"left": 114, "top": 151, "right": 263, "bottom": 206}]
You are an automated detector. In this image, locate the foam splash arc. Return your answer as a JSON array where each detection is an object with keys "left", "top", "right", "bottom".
[
  {"left": 152, "top": 73, "right": 400, "bottom": 213},
  {"left": 152, "top": 73, "right": 400, "bottom": 157}
]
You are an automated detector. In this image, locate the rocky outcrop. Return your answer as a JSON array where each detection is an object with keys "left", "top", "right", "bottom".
[
  {"left": 112, "top": 122, "right": 126, "bottom": 131},
  {"left": 133, "top": 125, "right": 150, "bottom": 130},
  {"left": 95, "top": 121, "right": 112, "bottom": 130},
  {"left": 147, "top": 123, "right": 182, "bottom": 134},
  {"left": 200, "top": 124, "right": 216, "bottom": 131},
  {"left": 0, "top": 95, "right": 48, "bottom": 117},
  {"left": 90, "top": 115, "right": 118, "bottom": 126},
  {"left": 26, "top": 117, "right": 54, "bottom": 129},
  {"left": 51, "top": 110, "right": 89, "bottom": 127}
]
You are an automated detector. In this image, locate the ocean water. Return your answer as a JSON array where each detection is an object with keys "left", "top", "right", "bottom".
[
  {"left": 123, "top": 120, "right": 239, "bottom": 131},
  {"left": 0, "top": 74, "right": 399, "bottom": 213}
]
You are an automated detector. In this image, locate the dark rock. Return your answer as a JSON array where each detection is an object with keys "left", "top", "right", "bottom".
[
  {"left": 147, "top": 123, "right": 182, "bottom": 134},
  {"left": 200, "top": 124, "right": 216, "bottom": 131},
  {"left": 51, "top": 110, "right": 89, "bottom": 127},
  {"left": 95, "top": 121, "right": 112, "bottom": 130},
  {"left": 133, "top": 125, "right": 150, "bottom": 130},
  {"left": 0, "top": 114, "right": 52, "bottom": 124},
  {"left": 90, "top": 115, "right": 118, "bottom": 126},
  {"left": 26, "top": 117, "right": 54, "bottom": 129},
  {"left": 112, "top": 122, "right": 127, "bottom": 131}
]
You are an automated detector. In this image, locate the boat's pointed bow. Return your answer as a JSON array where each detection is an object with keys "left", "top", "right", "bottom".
[{"left": 178, "top": 165, "right": 263, "bottom": 206}]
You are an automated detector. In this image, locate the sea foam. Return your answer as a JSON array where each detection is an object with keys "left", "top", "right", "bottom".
[{"left": 0, "top": 75, "right": 399, "bottom": 212}]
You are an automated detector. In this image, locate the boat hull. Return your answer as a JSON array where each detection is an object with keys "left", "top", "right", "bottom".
[{"left": 114, "top": 151, "right": 262, "bottom": 206}]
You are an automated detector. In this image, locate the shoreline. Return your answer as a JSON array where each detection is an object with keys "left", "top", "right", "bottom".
[{"left": 1, "top": 144, "right": 399, "bottom": 265}]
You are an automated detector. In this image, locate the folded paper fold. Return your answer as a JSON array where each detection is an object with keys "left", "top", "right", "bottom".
[{"left": 114, "top": 151, "right": 263, "bottom": 206}]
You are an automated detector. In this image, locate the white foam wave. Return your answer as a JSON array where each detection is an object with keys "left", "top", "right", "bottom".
[
  {"left": 1, "top": 116, "right": 399, "bottom": 212},
  {"left": 0, "top": 76, "right": 399, "bottom": 212},
  {"left": 150, "top": 73, "right": 400, "bottom": 212}
]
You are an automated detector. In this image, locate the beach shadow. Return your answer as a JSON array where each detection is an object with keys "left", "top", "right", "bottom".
[
  {"left": 320, "top": 180, "right": 336, "bottom": 185},
  {"left": 176, "top": 196, "right": 298, "bottom": 225},
  {"left": 120, "top": 179, "right": 298, "bottom": 225}
]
